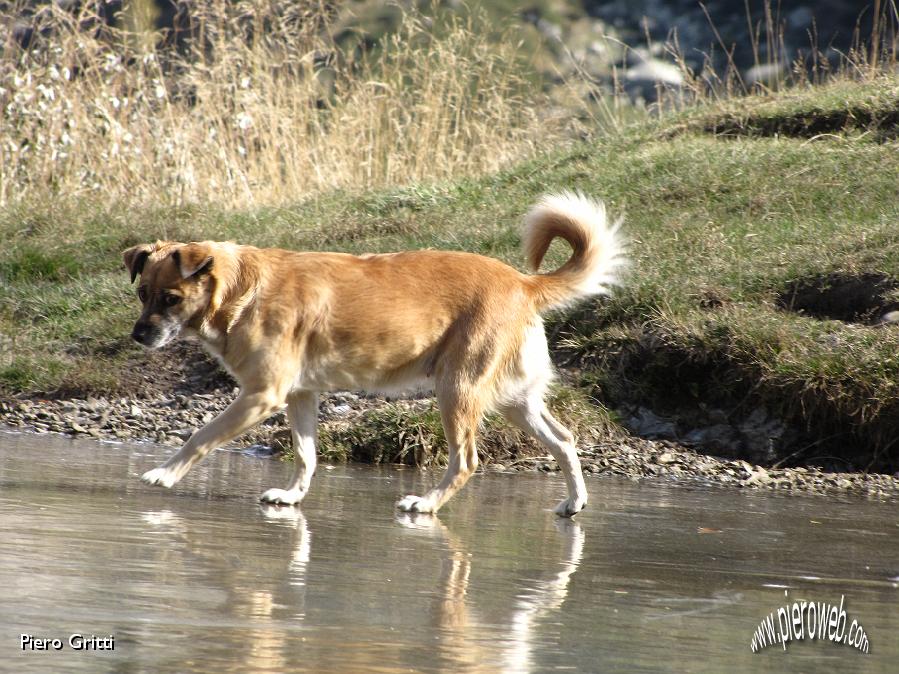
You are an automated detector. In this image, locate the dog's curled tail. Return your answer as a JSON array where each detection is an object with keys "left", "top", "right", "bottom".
[{"left": 523, "top": 191, "right": 625, "bottom": 311}]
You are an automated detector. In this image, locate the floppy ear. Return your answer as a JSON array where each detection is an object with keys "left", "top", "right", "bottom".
[
  {"left": 123, "top": 244, "right": 153, "bottom": 284},
  {"left": 172, "top": 243, "right": 214, "bottom": 280}
]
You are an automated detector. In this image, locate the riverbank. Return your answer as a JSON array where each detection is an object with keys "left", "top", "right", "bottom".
[
  {"left": 2, "top": 75, "right": 899, "bottom": 488},
  {"left": 3, "top": 375, "right": 898, "bottom": 499}
]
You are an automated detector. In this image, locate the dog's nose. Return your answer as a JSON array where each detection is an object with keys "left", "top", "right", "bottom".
[{"left": 131, "top": 323, "right": 150, "bottom": 344}]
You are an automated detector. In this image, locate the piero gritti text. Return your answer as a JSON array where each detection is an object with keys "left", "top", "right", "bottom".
[{"left": 21, "top": 634, "right": 115, "bottom": 652}]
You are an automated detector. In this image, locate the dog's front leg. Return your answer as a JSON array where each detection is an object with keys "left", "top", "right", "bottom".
[
  {"left": 141, "top": 390, "right": 283, "bottom": 488},
  {"left": 260, "top": 391, "right": 318, "bottom": 506}
]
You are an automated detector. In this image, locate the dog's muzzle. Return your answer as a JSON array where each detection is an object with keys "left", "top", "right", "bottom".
[
  {"left": 131, "top": 318, "right": 180, "bottom": 349},
  {"left": 131, "top": 322, "right": 154, "bottom": 346}
]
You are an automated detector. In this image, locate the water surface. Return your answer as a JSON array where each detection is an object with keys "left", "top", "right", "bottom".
[{"left": 1, "top": 430, "right": 897, "bottom": 673}]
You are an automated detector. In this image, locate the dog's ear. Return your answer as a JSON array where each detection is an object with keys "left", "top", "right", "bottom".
[
  {"left": 123, "top": 244, "right": 153, "bottom": 284},
  {"left": 173, "top": 243, "right": 214, "bottom": 280}
]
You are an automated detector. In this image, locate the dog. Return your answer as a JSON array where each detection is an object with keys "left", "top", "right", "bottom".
[{"left": 124, "top": 192, "right": 624, "bottom": 516}]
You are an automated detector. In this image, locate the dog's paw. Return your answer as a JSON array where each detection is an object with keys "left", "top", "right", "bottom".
[
  {"left": 260, "top": 503, "right": 305, "bottom": 522},
  {"left": 553, "top": 495, "right": 587, "bottom": 518},
  {"left": 396, "top": 494, "right": 436, "bottom": 514},
  {"left": 141, "top": 466, "right": 181, "bottom": 489},
  {"left": 395, "top": 512, "right": 440, "bottom": 529},
  {"left": 259, "top": 487, "right": 305, "bottom": 506}
]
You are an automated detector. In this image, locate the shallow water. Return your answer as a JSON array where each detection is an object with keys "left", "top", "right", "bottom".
[{"left": 1, "top": 429, "right": 897, "bottom": 673}]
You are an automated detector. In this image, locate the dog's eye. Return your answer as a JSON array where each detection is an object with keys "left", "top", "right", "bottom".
[
  {"left": 163, "top": 293, "right": 182, "bottom": 307},
  {"left": 137, "top": 287, "right": 148, "bottom": 303}
]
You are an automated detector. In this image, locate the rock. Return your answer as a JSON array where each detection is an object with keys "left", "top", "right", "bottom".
[
  {"left": 625, "top": 407, "right": 677, "bottom": 439},
  {"left": 744, "top": 466, "right": 771, "bottom": 486},
  {"left": 683, "top": 424, "right": 739, "bottom": 451},
  {"left": 738, "top": 407, "right": 788, "bottom": 461},
  {"left": 625, "top": 55, "right": 683, "bottom": 87},
  {"left": 879, "top": 311, "right": 899, "bottom": 325},
  {"left": 706, "top": 408, "right": 729, "bottom": 425},
  {"left": 745, "top": 62, "right": 786, "bottom": 85}
]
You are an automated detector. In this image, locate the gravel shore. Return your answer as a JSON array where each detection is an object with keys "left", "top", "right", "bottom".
[{"left": 3, "top": 391, "right": 898, "bottom": 499}]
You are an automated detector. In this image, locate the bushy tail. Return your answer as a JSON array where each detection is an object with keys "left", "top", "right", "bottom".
[{"left": 523, "top": 191, "right": 625, "bottom": 311}]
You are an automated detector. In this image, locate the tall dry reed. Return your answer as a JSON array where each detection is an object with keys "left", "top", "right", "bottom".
[{"left": 0, "top": 1, "right": 553, "bottom": 208}]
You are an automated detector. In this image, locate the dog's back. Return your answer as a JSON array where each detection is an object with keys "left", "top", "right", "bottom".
[{"left": 224, "top": 192, "right": 624, "bottom": 399}]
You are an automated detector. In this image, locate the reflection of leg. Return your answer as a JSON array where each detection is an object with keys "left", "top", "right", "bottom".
[
  {"left": 292, "top": 511, "right": 311, "bottom": 572},
  {"left": 548, "top": 519, "right": 585, "bottom": 606},
  {"left": 435, "top": 546, "right": 472, "bottom": 629},
  {"left": 260, "top": 391, "right": 318, "bottom": 505},
  {"left": 504, "top": 399, "right": 588, "bottom": 517},
  {"left": 260, "top": 503, "right": 310, "bottom": 624},
  {"left": 261, "top": 505, "right": 312, "bottom": 573},
  {"left": 397, "top": 387, "right": 482, "bottom": 514},
  {"left": 506, "top": 520, "right": 585, "bottom": 673},
  {"left": 142, "top": 390, "right": 283, "bottom": 488},
  {"left": 396, "top": 514, "right": 476, "bottom": 663}
]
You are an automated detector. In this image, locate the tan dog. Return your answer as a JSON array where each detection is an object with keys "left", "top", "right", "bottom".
[{"left": 124, "top": 193, "right": 624, "bottom": 516}]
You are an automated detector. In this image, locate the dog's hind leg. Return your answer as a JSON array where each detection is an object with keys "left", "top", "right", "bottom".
[
  {"left": 141, "top": 389, "right": 283, "bottom": 488},
  {"left": 396, "top": 386, "right": 482, "bottom": 515},
  {"left": 503, "top": 397, "right": 588, "bottom": 517},
  {"left": 260, "top": 391, "right": 318, "bottom": 506}
]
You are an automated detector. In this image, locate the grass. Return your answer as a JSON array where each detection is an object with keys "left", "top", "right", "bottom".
[
  {"left": 676, "top": 76, "right": 899, "bottom": 140},
  {"left": 315, "top": 386, "right": 614, "bottom": 467}
]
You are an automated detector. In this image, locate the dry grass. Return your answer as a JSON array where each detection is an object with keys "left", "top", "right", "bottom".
[{"left": 0, "top": 0, "right": 555, "bottom": 208}]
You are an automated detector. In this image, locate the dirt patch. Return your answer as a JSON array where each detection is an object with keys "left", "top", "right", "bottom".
[
  {"left": 702, "top": 105, "right": 899, "bottom": 141},
  {"left": 776, "top": 272, "right": 899, "bottom": 324},
  {"left": 34, "top": 341, "right": 236, "bottom": 401}
]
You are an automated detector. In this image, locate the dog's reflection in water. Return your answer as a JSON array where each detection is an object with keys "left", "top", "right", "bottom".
[
  {"left": 139, "top": 504, "right": 583, "bottom": 672},
  {"left": 397, "top": 512, "right": 585, "bottom": 673},
  {"left": 139, "top": 505, "right": 311, "bottom": 671}
]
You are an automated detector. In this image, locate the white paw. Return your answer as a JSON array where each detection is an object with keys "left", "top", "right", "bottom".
[
  {"left": 141, "top": 466, "right": 180, "bottom": 488},
  {"left": 396, "top": 494, "right": 436, "bottom": 514},
  {"left": 259, "top": 487, "right": 305, "bottom": 506},
  {"left": 259, "top": 504, "right": 305, "bottom": 521},
  {"left": 553, "top": 495, "right": 587, "bottom": 518},
  {"left": 395, "top": 512, "right": 440, "bottom": 529}
]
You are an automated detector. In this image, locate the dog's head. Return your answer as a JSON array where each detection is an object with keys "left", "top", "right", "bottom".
[{"left": 123, "top": 241, "right": 216, "bottom": 349}]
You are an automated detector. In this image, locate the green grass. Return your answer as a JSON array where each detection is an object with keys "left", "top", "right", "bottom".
[
  {"left": 315, "top": 386, "right": 614, "bottom": 467},
  {"left": 2, "top": 75, "right": 898, "bottom": 470},
  {"left": 681, "top": 75, "right": 899, "bottom": 140}
]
